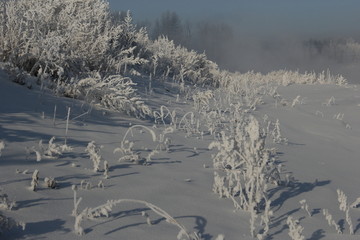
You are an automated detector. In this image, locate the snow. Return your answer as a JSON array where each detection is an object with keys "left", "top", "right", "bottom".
[{"left": 1, "top": 68, "right": 360, "bottom": 240}]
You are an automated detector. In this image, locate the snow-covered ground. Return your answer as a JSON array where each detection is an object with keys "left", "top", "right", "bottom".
[{"left": 1, "top": 68, "right": 360, "bottom": 240}]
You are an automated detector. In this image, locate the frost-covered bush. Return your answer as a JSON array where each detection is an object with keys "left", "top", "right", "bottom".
[
  {"left": 31, "top": 137, "right": 70, "bottom": 161},
  {"left": 286, "top": 216, "right": 305, "bottom": 240},
  {"left": 44, "top": 177, "right": 58, "bottom": 189},
  {"left": 0, "top": 189, "right": 24, "bottom": 234},
  {"left": 0, "top": 0, "right": 146, "bottom": 78},
  {"left": 146, "top": 36, "right": 220, "bottom": 85},
  {"left": 209, "top": 115, "right": 281, "bottom": 212},
  {"left": 337, "top": 189, "right": 354, "bottom": 235},
  {"left": 0, "top": 189, "right": 15, "bottom": 211},
  {"left": 69, "top": 74, "right": 151, "bottom": 117}
]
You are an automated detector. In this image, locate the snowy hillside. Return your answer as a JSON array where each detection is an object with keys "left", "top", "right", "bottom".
[{"left": 1, "top": 66, "right": 360, "bottom": 240}]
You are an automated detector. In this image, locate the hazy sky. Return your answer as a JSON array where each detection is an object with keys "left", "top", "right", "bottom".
[{"left": 108, "top": 0, "right": 360, "bottom": 38}]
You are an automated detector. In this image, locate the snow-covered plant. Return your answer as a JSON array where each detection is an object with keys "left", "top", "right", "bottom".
[
  {"left": 44, "top": 177, "right": 57, "bottom": 189},
  {"left": 153, "top": 106, "right": 177, "bottom": 126},
  {"left": 322, "top": 209, "right": 342, "bottom": 234},
  {"left": 209, "top": 115, "right": 281, "bottom": 212},
  {"left": 44, "top": 137, "right": 62, "bottom": 158},
  {"left": 146, "top": 150, "right": 159, "bottom": 164},
  {"left": 337, "top": 189, "right": 348, "bottom": 212},
  {"left": 299, "top": 199, "right": 312, "bottom": 217},
  {"left": 286, "top": 216, "right": 305, "bottom": 240},
  {"left": 65, "top": 107, "right": 70, "bottom": 145},
  {"left": 350, "top": 197, "right": 360, "bottom": 208},
  {"left": 114, "top": 125, "right": 157, "bottom": 164},
  {"left": 71, "top": 185, "right": 81, "bottom": 217},
  {"left": 323, "top": 96, "right": 336, "bottom": 106},
  {"left": 257, "top": 199, "right": 273, "bottom": 240},
  {"left": 0, "top": 190, "right": 16, "bottom": 211},
  {"left": 271, "top": 119, "right": 288, "bottom": 144},
  {"left": 29, "top": 170, "right": 39, "bottom": 191},
  {"left": 0, "top": 213, "right": 25, "bottom": 234},
  {"left": 193, "top": 90, "right": 214, "bottom": 111},
  {"left": 97, "top": 180, "right": 104, "bottom": 189},
  {"left": 345, "top": 207, "right": 354, "bottom": 235},
  {"left": 85, "top": 141, "right": 103, "bottom": 173},
  {"left": 315, "top": 111, "right": 324, "bottom": 118},
  {"left": 333, "top": 113, "right": 344, "bottom": 121},
  {"left": 337, "top": 189, "right": 354, "bottom": 235},
  {"left": 178, "top": 112, "right": 200, "bottom": 136},
  {"left": 31, "top": 137, "right": 70, "bottom": 161},
  {"left": 72, "top": 193, "right": 202, "bottom": 239},
  {"left": 141, "top": 211, "right": 152, "bottom": 226},
  {"left": 215, "top": 234, "right": 225, "bottom": 240},
  {"left": 0, "top": 141, "right": 4, "bottom": 157},
  {"left": 291, "top": 95, "right": 302, "bottom": 107},
  {"left": 156, "top": 126, "right": 174, "bottom": 152},
  {"left": 80, "top": 180, "right": 92, "bottom": 190},
  {"left": 75, "top": 75, "right": 151, "bottom": 118},
  {"left": 103, "top": 160, "right": 109, "bottom": 179},
  {"left": 249, "top": 203, "right": 258, "bottom": 238}
]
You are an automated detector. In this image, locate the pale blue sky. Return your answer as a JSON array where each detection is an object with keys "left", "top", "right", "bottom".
[{"left": 108, "top": 0, "right": 360, "bottom": 38}]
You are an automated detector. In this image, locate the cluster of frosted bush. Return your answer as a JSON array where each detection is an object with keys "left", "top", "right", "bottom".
[
  {"left": 0, "top": 0, "right": 149, "bottom": 78},
  {"left": 147, "top": 36, "right": 220, "bottom": 85},
  {"left": 0, "top": 0, "right": 221, "bottom": 84},
  {"left": 0, "top": 0, "right": 224, "bottom": 116},
  {"left": 219, "top": 70, "right": 347, "bottom": 95}
]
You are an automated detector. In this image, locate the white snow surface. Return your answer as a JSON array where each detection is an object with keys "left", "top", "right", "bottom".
[{"left": 1, "top": 68, "right": 360, "bottom": 240}]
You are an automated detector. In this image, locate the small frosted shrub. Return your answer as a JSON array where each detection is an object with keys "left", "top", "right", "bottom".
[
  {"left": 210, "top": 115, "right": 282, "bottom": 211},
  {"left": 0, "top": 190, "right": 16, "bottom": 211},
  {"left": 31, "top": 137, "right": 70, "bottom": 161},
  {"left": 44, "top": 177, "right": 58, "bottom": 189},
  {"left": 29, "top": 170, "right": 39, "bottom": 191},
  {"left": 114, "top": 125, "right": 157, "bottom": 164},
  {"left": 337, "top": 189, "right": 354, "bottom": 235},
  {"left": 153, "top": 106, "right": 177, "bottom": 126},
  {"left": 192, "top": 90, "right": 214, "bottom": 111},
  {"left": 271, "top": 119, "right": 288, "bottom": 144},
  {"left": 322, "top": 209, "right": 342, "bottom": 234},
  {"left": 75, "top": 75, "right": 151, "bottom": 118},
  {"left": 299, "top": 199, "right": 312, "bottom": 217},
  {"left": 85, "top": 141, "right": 103, "bottom": 172},
  {"left": 286, "top": 216, "right": 305, "bottom": 240}
]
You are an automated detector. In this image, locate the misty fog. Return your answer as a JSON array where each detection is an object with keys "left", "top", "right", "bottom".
[{"left": 109, "top": 0, "right": 360, "bottom": 83}]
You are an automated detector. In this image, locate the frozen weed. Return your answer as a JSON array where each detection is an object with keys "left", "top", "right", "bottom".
[
  {"left": 0, "top": 141, "right": 4, "bottom": 157},
  {"left": 85, "top": 141, "right": 103, "bottom": 172}
]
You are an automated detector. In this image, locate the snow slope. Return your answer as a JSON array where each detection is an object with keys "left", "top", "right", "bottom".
[{"left": 1, "top": 68, "right": 360, "bottom": 240}]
